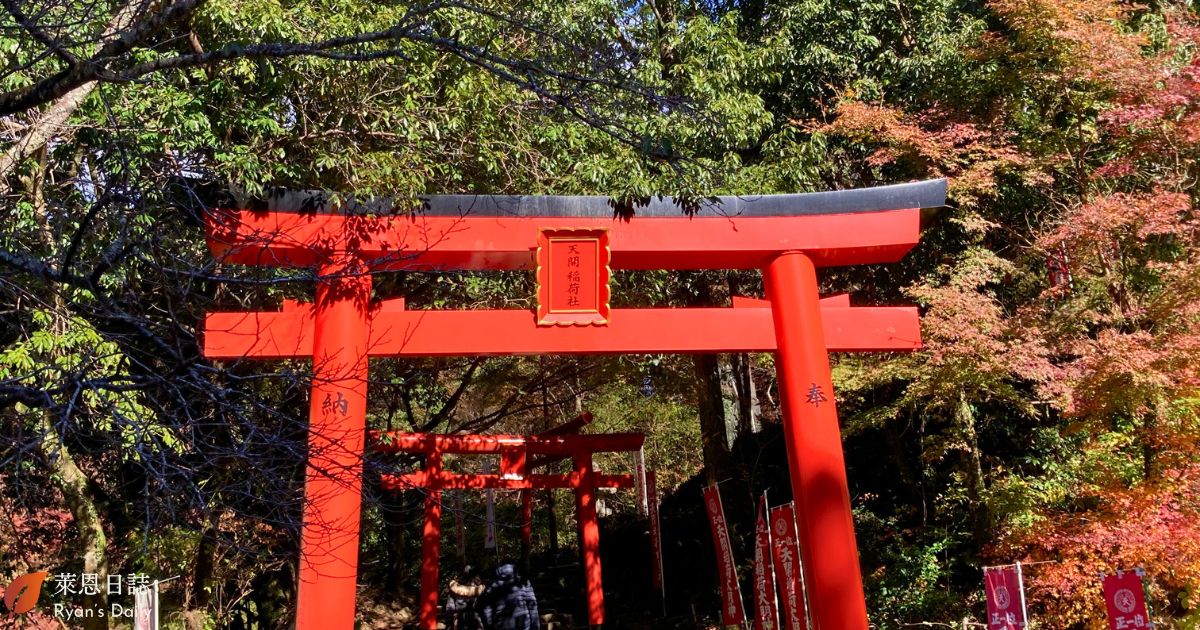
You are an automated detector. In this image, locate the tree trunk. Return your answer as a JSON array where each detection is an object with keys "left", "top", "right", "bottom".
[
  {"left": 22, "top": 148, "right": 109, "bottom": 627},
  {"left": 1142, "top": 400, "right": 1162, "bottom": 480},
  {"left": 724, "top": 275, "right": 760, "bottom": 437},
  {"left": 37, "top": 411, "right": 109, "bottom": 630},
  {"left": 727, "top": 353, "right": 760, "bottom": 437},
  {"left": 546, "top": 489, "right": 559, "bottom": 554},
  {"left": 694, "top": 354, "right": 734, "bottom": 485},
  {"left": 541, "top": 374, "right": 559, "bottom": 554},
  {"left": 190, "top": 520, "right": 218, "bottom": 608},
  {"left": 683, "top": 272, "right": 737, "bottom": 484},
  {"left": 250, "top": 568, "right": 291, "bottom": 630},
  {"left": 955, "top": 392, "right": 990, "bottom": 550},
  {"left": 883, "top": 420, "right": 919, "bottom": 501},
  {"left": 0, "top": 0, "right": 141, "bottom": 192},
  {"left": 381, "top": 490, "right": 410, "bottom": 593}
]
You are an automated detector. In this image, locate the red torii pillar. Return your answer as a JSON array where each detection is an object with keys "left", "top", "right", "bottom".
[
  {"left": 522, "top": 411, "right": 598, "bottom": 560},
  {"left": 300, "top": 254, "right": 372, "bottom": 626},
  {"left": 201, "top": 179, "right": 944, "bottom": 630},
  {"left": 374, "top": 432, "right": 644, "bottom": 628},
  {"left": 767, "top": 253, "right": 866, "bottom": 629}
]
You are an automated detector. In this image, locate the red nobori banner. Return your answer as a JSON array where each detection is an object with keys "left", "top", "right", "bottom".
[
  {"left": 753, "top": 496, "right": 780, "bottom": 630},
  {"left": 768, "top": 503, "right": 807, "bottom": 630},
  {"left": 1103, "top": 569, "right": 1152, "bottom": 630},
  {"left": 984, "top": 564, "right": 1028, "bottom": 629},
  {"left": 703, "top": 484, "right": 746, "bottom": 626},
  {"left": 648, "top": 471, "right": 664, "bottom": 592}
]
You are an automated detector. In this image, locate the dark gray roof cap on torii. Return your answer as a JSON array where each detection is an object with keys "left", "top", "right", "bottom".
[{"left": 263, "top": 179, "right": 947, "bottom": 218}]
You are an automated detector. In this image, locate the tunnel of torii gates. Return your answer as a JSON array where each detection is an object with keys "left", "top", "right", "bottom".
[
  {"left": 200, "top": 178, "right": 946, "bottom": 630},
  {"left": 371, "top": 412, "right": 646, "bottom": 630}
]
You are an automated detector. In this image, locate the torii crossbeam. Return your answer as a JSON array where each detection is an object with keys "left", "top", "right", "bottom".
[{"left": 201, "top": 179, "right": 946, "bottom": 630}]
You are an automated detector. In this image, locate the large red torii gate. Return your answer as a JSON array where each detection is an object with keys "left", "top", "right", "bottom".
[
  {"left": 373, "top": 429, "right": 644, "bottom": 629},
  {"left": 201, "top": 179, "right": 946, "bottom": 630}
]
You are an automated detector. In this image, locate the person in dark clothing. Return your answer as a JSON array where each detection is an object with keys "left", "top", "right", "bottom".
[
  {"left": 446, "top": 566, "right": 486, "bottom": 630},
  {"left": 478, "top": 563, "right": 540, "bottom": 630}
]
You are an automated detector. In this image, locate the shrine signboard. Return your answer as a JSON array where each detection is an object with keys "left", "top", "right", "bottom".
[{"left": 536, "top": 228, "right": 610, "bottom": 326}]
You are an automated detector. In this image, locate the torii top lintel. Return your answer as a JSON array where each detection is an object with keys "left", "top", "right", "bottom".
[{"left": 207, "top": 179, "right": 946, "bottom": 271}]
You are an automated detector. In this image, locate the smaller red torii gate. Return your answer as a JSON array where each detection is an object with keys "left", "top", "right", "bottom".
[{"left": 372, "top": 429, "right": 644, "bottom": 629}]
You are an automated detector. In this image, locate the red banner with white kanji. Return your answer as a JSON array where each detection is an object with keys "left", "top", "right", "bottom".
[
  {"left": 648, "top": 472, "right": 664, "bottom": 592},
  {"left": 703, "top": 484, "right": 746, "bottom": 627},
  {"left": 753, "top": 496, "right": 780, "bottom": 630},
  {"left": 984, "top": 565, "right": 1027, "bottom": 629},
  {"left": 1103, "top": 569, "right": 1151, "bottom": 630},
  {"left": 768, "top": 503, "right": 807, "bottom": 630}
]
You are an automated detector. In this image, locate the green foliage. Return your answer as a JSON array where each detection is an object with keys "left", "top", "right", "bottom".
[{"left": 0, "top": 309, "right": 166, "bottom": 456}]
